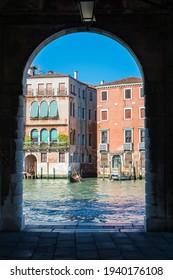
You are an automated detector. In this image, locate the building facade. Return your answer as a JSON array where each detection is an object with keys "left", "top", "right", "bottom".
[
  {"left": 96, "top": 77, "right": 145, "bottom": 178},
  {"left": 24, "top": 70, "right": 97, "bottom": 178}
]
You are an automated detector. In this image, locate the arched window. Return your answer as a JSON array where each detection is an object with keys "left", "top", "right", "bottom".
[
  {"left": 31, "top": 129, "right": 38, "bottom": 143},
  {"left": 40, "top": 129, "right": 48, "bottom": 144},
  {"left": 40, "top": 101, "right": 48, "bottom": 118},
  {"left": 49, "top": 100, "right": 58, "bottom": 118},
  {"left": 112, "top": 155, "right": 121, "bottom": 169},
  {"left": 50, "top": 128, "right": 58, "bottom": 143},
  {"left": 30, "top": 101, "right": 38, "bottom": 119}
]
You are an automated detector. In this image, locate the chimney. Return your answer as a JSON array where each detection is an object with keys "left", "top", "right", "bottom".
[
  {"left": 100, "top": 80, "right": 104, "bottom": 85},
  {"left": 28, "top": 66, "right": 36, "bottom": 76},
  {"left": 74, "top": 70, "right": 78, "bottom": 80}
]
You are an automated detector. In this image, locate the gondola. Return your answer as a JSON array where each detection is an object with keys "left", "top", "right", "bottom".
[{"left": 70, "top": 174, "right": 81, "bottom": 183}]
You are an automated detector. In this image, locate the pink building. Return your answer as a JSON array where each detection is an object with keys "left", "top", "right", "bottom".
[
  {"left": 96, "top": 77, "right": 145, "bottom": 178},
  {"left": 24, "top": 69, "right": 97, "bottom": 178}
]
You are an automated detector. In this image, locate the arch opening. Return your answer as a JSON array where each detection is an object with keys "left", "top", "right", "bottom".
[{"left": 22, "top": 27, "right": 145, "bottom": 226}]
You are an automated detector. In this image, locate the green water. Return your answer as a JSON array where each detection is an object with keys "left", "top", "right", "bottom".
[{"left": 23, "top": 178, "right": 145, "bottom": 224}]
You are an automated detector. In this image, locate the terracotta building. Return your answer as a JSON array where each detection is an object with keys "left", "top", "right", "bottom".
[
  {"left": 96, "top": 76, "right": 145, "bottom": 178},
  {"left": 24, "top": 69, "right": 97, "bottom": 178}
]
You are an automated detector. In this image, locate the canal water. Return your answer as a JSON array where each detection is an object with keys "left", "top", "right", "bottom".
[{"left": 23, "top": 178, "right": 145, "bottom": 225}]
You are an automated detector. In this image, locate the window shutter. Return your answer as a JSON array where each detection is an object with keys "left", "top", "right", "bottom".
[
  {"left": 40, "top": 101, "right": 48, "bottom": 118},
  {"left": 49, "top": 101, "right": 58, "bottom": 118},
  {"left": 101, "top": 110, "right": 107, "bottom": 120},
  {"left": 38, "top": 83, "right": 44, "bottom": 95},
  {"left": 50, "top": 129, "right": 58, "bottom": 142},
  {"left": 46, "top": 83, "right": 52, "bottom": 95},
  {"left": 30, "top": 101, "right": 38, "bottom": 118},
  {"left": 125, "top": 109, "right": 131, "bottom": 119},
  {"left": 40, "top": 129, "right": 48, "bottom": 143}
]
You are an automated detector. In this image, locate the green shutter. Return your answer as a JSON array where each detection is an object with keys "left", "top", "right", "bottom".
[
  {"left": 40, "top": 129, "right": 48, "bottom": 143},
  {"left": 30, "top": 101, "right": 38, "bottom": 118},
  {"left": 31, "top": 129, "right": 38, "bottom": 142},
  {"left": 49, "top": 101, "right": 58, "bottom": 118},
  {"left": 50, "top": 129, "right": 58, "bottom": 141},
  {"left": 40, "top": 101, "right": 48, "bottom": 118}
]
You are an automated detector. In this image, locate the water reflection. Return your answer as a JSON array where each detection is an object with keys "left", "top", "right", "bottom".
[{"left": 23, "top": 178, "right": 145, "bottom": 224}]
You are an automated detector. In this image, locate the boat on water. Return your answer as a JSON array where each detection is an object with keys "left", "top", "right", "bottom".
[
  {"left": 111, "top": 174, "right": 132, "bottom": 181},
  {"left": 70, "top": 174, "right": 81, "bottom": 183}
]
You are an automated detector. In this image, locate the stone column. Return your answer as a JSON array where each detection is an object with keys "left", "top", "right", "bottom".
[
  {"left": 0, "top": 86, "right": 25, "bottom": 231},
  {"left": 145, "top": 80, "right": 173, "bottom": 231}
]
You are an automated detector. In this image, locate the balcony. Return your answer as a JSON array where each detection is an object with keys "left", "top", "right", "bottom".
[
  {"left": 138, "top": 142, "right": 145, "bottom": 150},
  {"left": 57, "top": 88, "right": 67, "bottom": 96},
  {"left": 99, "top": 143, "right": 109, "bottom": 152},
  {"left": 23, "top": 141, "right": 68, "bottom": 151},
  {"left": 122, "top": 143, "right": 133, "bottom": 151}
]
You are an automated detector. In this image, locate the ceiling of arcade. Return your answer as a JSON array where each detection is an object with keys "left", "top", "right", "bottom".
[{"left": 0, "top": 0, "right": 172, "bottom": 19}]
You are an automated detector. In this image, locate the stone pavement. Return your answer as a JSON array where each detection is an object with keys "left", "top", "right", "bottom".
[{"left": 1, "top": 223, "right": 173, "bottom": 260}]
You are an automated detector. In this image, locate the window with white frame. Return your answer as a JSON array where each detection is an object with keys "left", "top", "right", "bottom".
[
  {"left": 139, "top": 107, "right": 145, "bottom": 119},
  {"left": 59, "top": 152, "right": 65, "bottom": 162},
  {"left": 139, "top": 87, "right": 144, "bottom": 98},
  {"left": 101, "top": 109, "right": 108, "bottom": 121},
  {"left": 38, "top": 83, "right": 44, "bottom": 95},
  {"left": 41, "top": 153, "right": 47, "bottom": 162},
  {"left": 124, "top": 107, "right": 132, "bottom": 120},
  {"left": 26, "top": 84, "right": 32, "bottom": 96},
  {"left": 124, "top": 129, "right": 132, "bottom": 143},
  {"left": 101, "top": 90, "right": 108, "bottom": 101},
  {"left": 101, "top": 130, "right": 108, "bottom": 143},
  {"left": 124, "top": 88, "right": 132, "bottom": 99}
]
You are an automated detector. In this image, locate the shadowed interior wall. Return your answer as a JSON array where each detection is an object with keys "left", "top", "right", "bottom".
[{"left": 0, "top": 0, "right": 173, "bottom": 231}]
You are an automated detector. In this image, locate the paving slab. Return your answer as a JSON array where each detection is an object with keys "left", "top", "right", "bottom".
[{"left": 0, "top": 223, "right": 173, "bottom": 260}]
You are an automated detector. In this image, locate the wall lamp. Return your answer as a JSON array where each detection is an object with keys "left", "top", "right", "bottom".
[{"left": 79, "top": 1, "right": 96, "bottom": 23}]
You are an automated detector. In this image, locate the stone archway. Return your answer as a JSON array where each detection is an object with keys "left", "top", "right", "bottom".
[
  {"left": 0, "top": 2, "right": 173, "bottom": 232},
  {"left": 24, "top": 154, "right": 37, "bottom": 179}
]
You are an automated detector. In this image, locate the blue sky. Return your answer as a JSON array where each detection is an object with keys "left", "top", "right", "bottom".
[{"left": 33, "top": 32, "right": 141, "bottom": 85}]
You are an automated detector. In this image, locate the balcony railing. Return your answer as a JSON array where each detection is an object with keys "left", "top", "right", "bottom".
[
  {"left": 57, "top": 88, "right": 67, "bottom": 95},
  {"left": 23, "top": 141, "right": 68, "bottom": 151},
  {"left": 99, "top": 143, "right": 109, "bottom": 152},
  {"left": 138, "top": 142, "right": 145, "bottom": 150},
  {"left": 122, "top": 142, "right": 133, "bottom": 151}
]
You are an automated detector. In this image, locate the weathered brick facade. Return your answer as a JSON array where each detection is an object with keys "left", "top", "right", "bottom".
[
  {"left": 24, "top": 71, "right": 97, "bottom": 178},
  {"left": 97, "top": 77, "right": 145, "bottom": 178}
]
